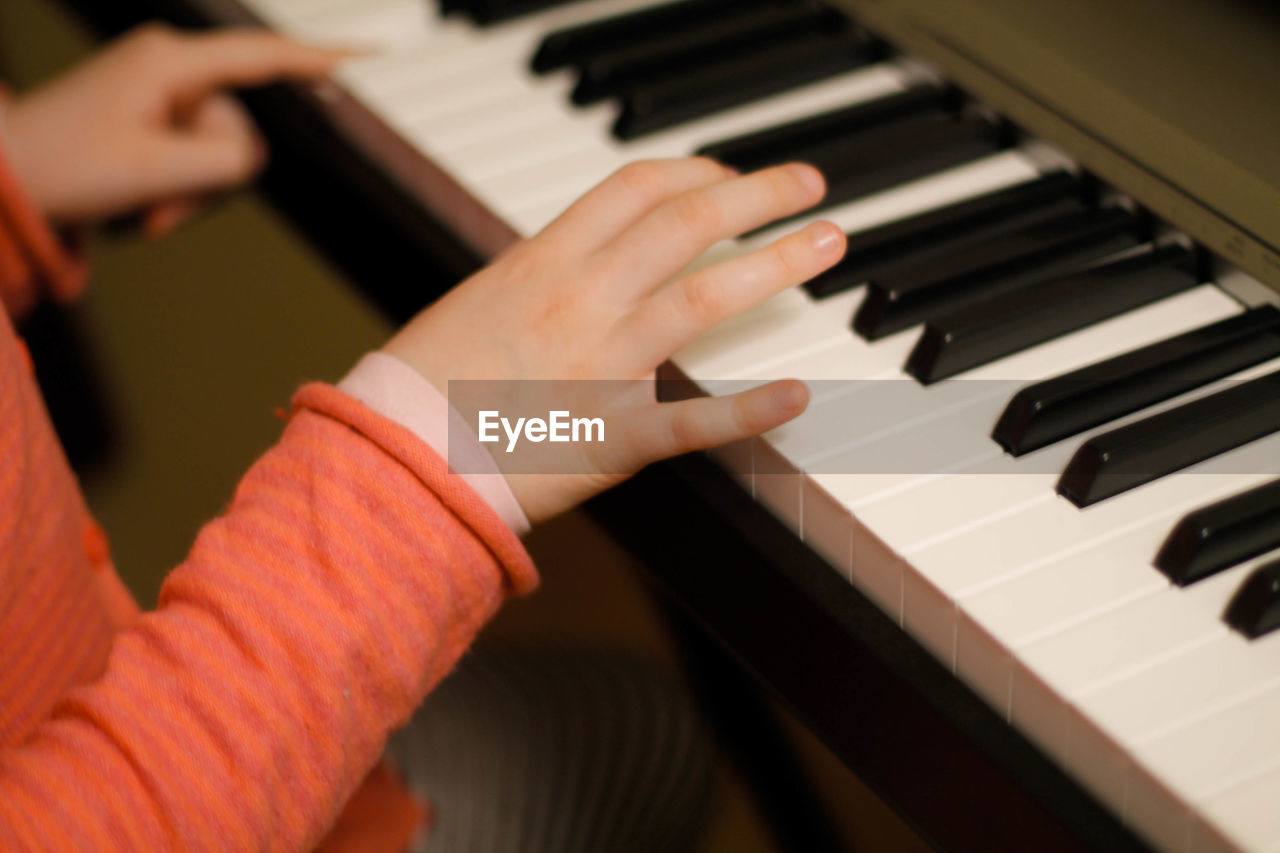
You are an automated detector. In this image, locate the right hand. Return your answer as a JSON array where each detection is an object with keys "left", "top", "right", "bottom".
[
  {"left": 384, "top": 157, "right": 846, "bottom": 524},
  {"left": 1, "top": 24, "right": 347, "bottom": 236}
]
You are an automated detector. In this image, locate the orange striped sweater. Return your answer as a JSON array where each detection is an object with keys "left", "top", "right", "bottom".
[{"left": 0, "top": 135, "right": 538, "bottom": 850}]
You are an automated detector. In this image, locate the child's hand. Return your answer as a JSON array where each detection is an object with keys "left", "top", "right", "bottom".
[
  {"left": 1, "top": 25, "right": 347, "bottom": 236},
  {"left": 383, "top": 158, "right": 845, "bottom": 524}
]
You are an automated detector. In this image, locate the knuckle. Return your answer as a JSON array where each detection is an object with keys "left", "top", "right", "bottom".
[
  {"left": 680, "top": 272, "right": 727, "bottom": 321},
  {"left": 497, "top": 240, "right": 545, "bottom": 284},
  {"left": 768, "top": 166, "right": 805, "bottom": 206},
  {"left": 669, "top": 192, "right": 721, "bottom": 238},
  {"left": 667, "top": 411, "right": 699, "bottom": 453},
  {"left": 731, "top": 395, "right": 756, "bottom": 437},
  {"left": 771, "top": 233, "right": 810, "bottom": 278},
  {"left": 232, "top": 146, "right": 263, "bottom": 182},
  {"left": 615, "top": 160, "right": 666, "bottom": 201},
  {"left": 129, "top": 21, "right": 178, "bottom": 54},
  {"left": 688, "top": 155, "right": 730, "bottom": 180}
]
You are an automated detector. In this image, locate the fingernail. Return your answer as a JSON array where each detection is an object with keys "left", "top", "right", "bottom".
[
  {"left": 809, "top": 221, "right": 843, "bottom": 253},
  {"left": 773, "top": 380, "right": 809, "bottom": 412},
  {"left": 789, "top": 163, "right": 825, "bottom": 197}
]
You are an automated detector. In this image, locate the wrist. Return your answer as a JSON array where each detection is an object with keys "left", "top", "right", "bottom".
[
  {"left": 341, "top": 352, "right": 532, "bottom": 536},
  {"left": 0, "top": 91, "right": 89, "bottom": 305},
  {"left": 0, "top": 97, "right": 41, "bottom": 215}
]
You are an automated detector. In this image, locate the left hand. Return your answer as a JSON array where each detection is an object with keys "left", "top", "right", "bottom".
[{"left": 0, "top": 24, "right": 348, "bottom": 236}]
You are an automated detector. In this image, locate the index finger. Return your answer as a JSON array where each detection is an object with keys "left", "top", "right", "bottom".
[
  {"left": 536, "top": 157, "right": 736, "bottom": 256},
  {"left": 594, "top": 163, "right": 826, "bottom": 302},
  {"left": 167, "top": 29, "right": 353, "bottom": 100}
]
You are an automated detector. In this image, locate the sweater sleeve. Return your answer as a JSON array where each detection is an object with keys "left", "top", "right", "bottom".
[
  {"left": 338, "top": 351, "right": 531, "bottom": 537},
  {"left": 0, "top": 89, "right": 88, "bottom": 319},
  {"left": 0, "top": 382, "right": 538, "bottom": 851}
]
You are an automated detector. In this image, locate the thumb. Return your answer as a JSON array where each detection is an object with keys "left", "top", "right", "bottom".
[
  {"left": 147, "top": 130, "right": 266, "bottom": 199},
  {"left": 143, "top": 197, "right": 204, "bottom": 239},
  {"left": 624, "top": 379, "right": 809, "bottom": 469},
  {"left": 143, "top": 99, "right": 269, "bottom": 200}
]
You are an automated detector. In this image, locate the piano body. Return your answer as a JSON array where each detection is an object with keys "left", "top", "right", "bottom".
[{"left": 59, "top": 0, "right": 1280, "bottom": 849}]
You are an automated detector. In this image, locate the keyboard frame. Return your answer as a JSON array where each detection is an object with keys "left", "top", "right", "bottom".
[
  {"left": 58, "top": 0, "right": 1154, "bottom": 849},
  {"left": 824, "top": 0, "right": 1280, "bottom": 299}
]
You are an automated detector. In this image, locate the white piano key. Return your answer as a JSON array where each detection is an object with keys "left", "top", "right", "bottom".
[
  {"left": 1050, "top": 611, "right": 1280, "bottom": 835},
  {"left": 841, "top": 284, "right": 1238, "bottom": 517},
  {"left": 454, "top": 62, "right": 920, "bottom": 225},
  {"left": 333, "top": 0, "right": 662, "bottom": 98},
  {"left": 268, "top": 0, "right": 434, "bottom": 46},
  {"left": 248, "top": 0, "right": 383, "bottom": 24},
  {"left": 900, "top": 377, "right": 1280, "bottom": 665},
  {"left": 1127, "top": 680, "right": 1280, "bottom": 850},
  {"left": 798, "top": 473, "right": 908, "bottom": 617},
  {"left": 762, "top": 292, "right": 1244, "bottom": 645},
  {"left": 676, "top": 289, "right": 901, "bottom": 383},
  {"left": 1010, "top": 566, "right": 1246, "bottom": 758},
  {"left": 952, "top": 503, "right": 1229, "bottom": 719},
  {"left": 778, "top": 286, "right": 1241, "bottom": 514},
  {"left": 908, "top": 410, "right": 1280, "bottom": 603},
  {"left": 505, "top": 99, "right": 1044, "bottom": 236},
  {"left": 1192, "top": 762, "right": 1280, "bottom": 853},
  {"left": 401, "top": 85, "right": 582, "bottom": 150},
  {"left": 955, "top": 515, "right": 1173, "bottom": 711},
  {"left": 846, "top": 282, "right": 1243, "bottom": 545},
  {"left": 1079, "top": 611, "right": 1280, "bottom": 748},
  {"left": 800, "top": 475, "right": 852, "bottom": 577},
  {"left": 448, "top": 73, "right": 910, "bottom": 206}
]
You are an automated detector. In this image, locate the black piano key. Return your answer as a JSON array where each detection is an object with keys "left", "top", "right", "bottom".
[
  {"left": 571, "top": 5, "right": 840, "bottom": 105},
  {"left": 808, "top": 112, "right": 1009, "bottom": 208},
  {"left": 993, "top": 306, "right": 1280, "bottom": 456},
  {"left": 1057, "top": 367, "right": 1280, "bottom": 508},
  {"left": 1224, "top": 560, "right": 1280, "bottom": 639},
  {"left": 907, "top": 243, "right": 1198, "bottom": 384},
  {"left": 613, "top": 32, "right": 883, "bottom": 140},
  {"left": 1155, "top": 478, "right": 1280, "bottom": 586},
  {"left": 697, "top": 84, "right": 954, "bottom": 171},
  {"left": 706, "top": 110, "right": 1013, "bottom": 238},
  {"left": 531, "top": 0, "right": 749, "bottom": 73},
  {"left": 454, "top": 0, "right": 583, "bottom": 26},
  {"left": 855, "top": 205, "right": 1145, "bottom": 340},
  {"left": 805, "top": 170, "right": 1085, "bottom": 298},
  {"left": 699, "top": 93, "right": 1011, "bottom": 218}
]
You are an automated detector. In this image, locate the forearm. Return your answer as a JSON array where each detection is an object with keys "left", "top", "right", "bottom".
[{"left": 0, "top": 384, "right": 535, "bottom": 851}]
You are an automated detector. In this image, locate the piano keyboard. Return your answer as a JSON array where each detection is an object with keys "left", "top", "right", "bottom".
[{"left": 223, "top": 0, "right": 1280, "bottom": 848}]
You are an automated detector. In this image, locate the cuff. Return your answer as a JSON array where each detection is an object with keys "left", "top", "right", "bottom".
[
  {"left": 338, "top": 352, "right": 531, "bottom": 537},
  {"left": 0, "top": 88, "right": 88, "bottom": 315}
]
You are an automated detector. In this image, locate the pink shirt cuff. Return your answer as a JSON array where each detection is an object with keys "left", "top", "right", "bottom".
[{"left": 337, "top": 352, "right": 531, "bottom": 537}]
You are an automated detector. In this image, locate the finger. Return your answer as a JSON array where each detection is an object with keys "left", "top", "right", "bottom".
[
  {"left": 616, "top": 220, "right": 845, "bottom": 370},
  {"left": 624, "top": 380, "right": 809, "bottom": 466},
  {"left": 596, "top": 162, "right": 825, "bottom": 300},
  {"left": 536, "top": 157, "right": 735, "bottom": 255},
  {"left": 143, "top": 198, "right": 203, "bottom": 239},
  {"left": 158, "top": 28, "right": 352, "bottom": 103},
  {"left": 145, "top": 125, "right": 268, "bottom": 199}
]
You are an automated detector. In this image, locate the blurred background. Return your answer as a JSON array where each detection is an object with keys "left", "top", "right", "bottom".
[{"left": 0, "top": 2, "right": 927, "bottom": 849}]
